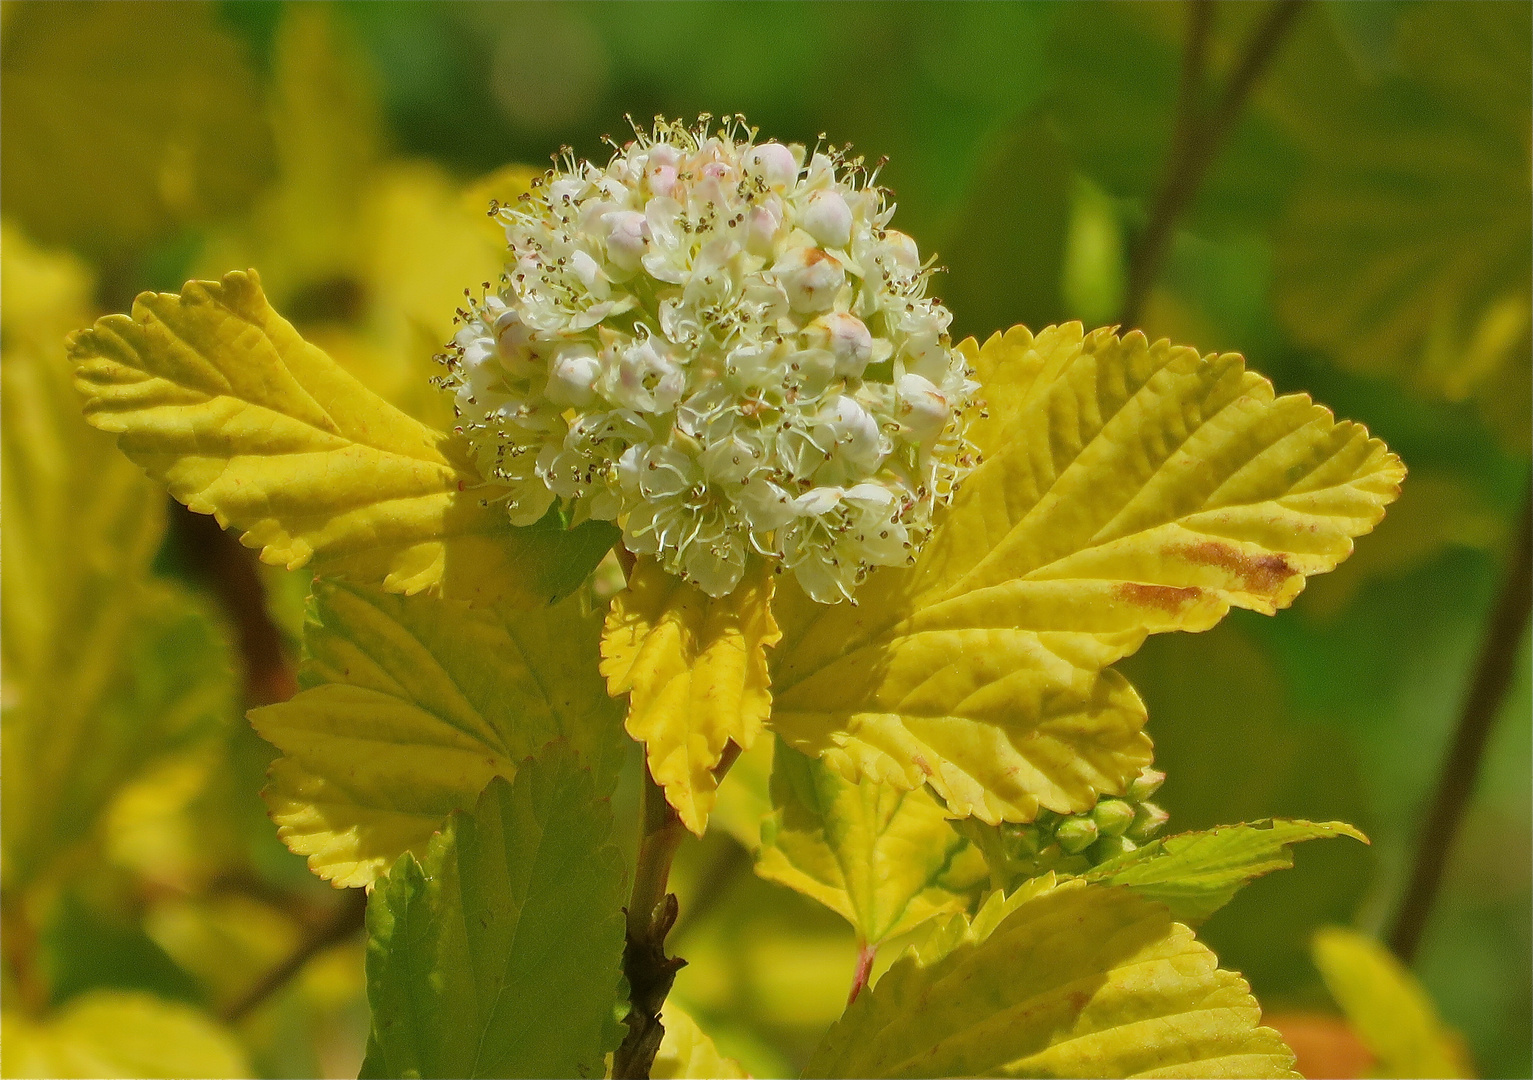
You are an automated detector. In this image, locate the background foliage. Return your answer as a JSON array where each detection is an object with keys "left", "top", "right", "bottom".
[{"left": 1, "top": 2, "right": 1527, "bottom": 1077}]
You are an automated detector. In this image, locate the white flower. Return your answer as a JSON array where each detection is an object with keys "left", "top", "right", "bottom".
[{"left": 440, "top": 115, "right": 977, "bottom": 602}]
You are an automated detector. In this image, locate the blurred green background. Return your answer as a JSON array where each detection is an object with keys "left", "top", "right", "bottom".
[{"left": 2, "top": 2, "right": 1528, "bottom": 1077}]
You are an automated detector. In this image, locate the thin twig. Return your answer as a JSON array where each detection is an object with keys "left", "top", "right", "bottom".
[
  {"left": 1119, "top": 0, "right": 1308, "bottom": 327},
  {"left": 220, "top": 887, "right": 369, "bottom": 1024},
  {"left": 1389, "top": 483, "right": 1533, "bottom": 962}
]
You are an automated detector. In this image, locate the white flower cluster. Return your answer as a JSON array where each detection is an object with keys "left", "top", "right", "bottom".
[{"left": 442, "top": 116, "right": 977, "bottom": 603}]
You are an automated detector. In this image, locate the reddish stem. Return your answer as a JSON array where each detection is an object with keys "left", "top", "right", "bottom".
[{"left": 847, "top": 940, "right": 878, "bottom": 1006}]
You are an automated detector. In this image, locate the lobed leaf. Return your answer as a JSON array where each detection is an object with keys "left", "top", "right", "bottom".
[
  {"left": 756, "top": 740, "right": 971, "bottom": 947},
  {"left": 771, "top": 324, "right": 1403, "bottom": 824},
  {"left": 68, "top": 269, "right": 613, "bottom": 606},
  {"left": 601, "top": 557, "right": 780, "bottom": 835},
  {"left": 1083, "top": 819, "right": 1369, "bottom": 924},
  {"left": 360, "top": 749, "right": 626, "bottom": 1080},
  {"left": 1311, "top": 927, "right": 1473, "bottom": 1080},
  {"left": 0, "top": 990, "right": 249, "bottom": 1079},
  {"left": 805, "top": 880, "right": 1297, "bottom": 1079},
  {"left": 251, "top": 577, "right": 624, "bottom": 887}
]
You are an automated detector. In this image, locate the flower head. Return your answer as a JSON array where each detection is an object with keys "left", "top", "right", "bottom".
[{"left": 442, "top": 115, "right": 977, "bottom": 602}]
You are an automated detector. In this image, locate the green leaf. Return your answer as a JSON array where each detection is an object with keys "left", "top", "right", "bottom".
[
  {"left": 1312, "top": 927, "right": 1474, "bottom": 1080},
  {"left": 68, "top": 269, "right": 614, "bottom": 606},
  {"left": 251, "top": 577, "right": 625, "bottom": 888},
  {"left": 650, "top": 1005, "right": 749, "bottom": 1080},
  {"left": 1, "top": 990, "right": 249, "bottom": 1079},
  {"left": 771, "top": 324, "right": 1403, "bottom": 825},
  {"left": 1083, "top": 820, "right": 1369, "bottom": 924},
  {"left": 2, "top": 231, "right": 236, "bottom": 885},
  {"left": 756, "top": 740, "right": 971, "bottom": 947},
  {"left": 360, "top": 748, "right": 626, "bottom": 1080},
  {"left": 805, "top": 880, "right": 1297, "bottom": 1079},
  {"left": 1270, "top": 2, "right": 1532, "bottom": 450},
  {"left": 601, "top": 556, "right": 780, "bottom": 835}
]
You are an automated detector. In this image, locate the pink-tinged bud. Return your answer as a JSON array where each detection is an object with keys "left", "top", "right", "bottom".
[
  {"left": 896, "top": 372, "right": 949, "bottom": 440},
  {"left": 803, "top": 189, "right": 853, "bottom": 249},
  {"left": 745, "top": 200, "right": 784, "bottom": 257},
  {"left": 744, "top": 141, "right": 798, "bottom": 190},
  {"left": 545, "top": 345, "right": 601, "bottom": 405},
  {"left": 1128, "top": 767, "right": 1166, "bottom": 801},
  {"left": 1055, "top": 816, "right": 1099, "bottom": 855},
  {"left": 815, "top": 312, "right": 874, "bottom": 376},
  {"left": 602, "top": 210, "right": 650, "bottom": 271},
  {"left": 1126, "top": 802, "right": 1169, "bottom": 843},
  {"left": 776, "top": 247, "right": 845, "bottom": 313}
]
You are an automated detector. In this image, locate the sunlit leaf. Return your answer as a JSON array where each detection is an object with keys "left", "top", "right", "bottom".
[
  {"left": 1312, "top": 927, "right": 1474, "bottom": 1080},
  {"left": 251, "top": 577, "right": 624, "bottom": 888},
  {"left": 0, "top": 990, "right": 249, "bottom": 1079},
  {"left": 360, "top": 750, "right": 626, "bottom": 1079},
  {"left": 1271, "top": 2, "right": 1532, "bottom": 450},
  {"left": 756, "top": 740, "right": 969, "bottom": 946},
  {"left": 602, "top": 557, "right": 780, "bottom": 835},
  {"left": 1084, "top": 819, "right": 1369, "bottom": 925},
  {"left": 1, "top": 230, "right": 235, "bottom": 886},
  {"left": 709, "top": 736, "right": 774, "bottom": 853},
  {"left": 806, "top": 880, "right": 1297, "bottom": 1079},
  {"left": 69, "top": 270, "right": 613, "bottom": 605},
  {"left": 771, "top": 323, "right": 1403, "bottom": 824},
  {"left": 0, "top": 1, "right": 273, "bottom": 255},
  {"left": 651, "top": 1005, "right": 750, "bottom": 1080}
]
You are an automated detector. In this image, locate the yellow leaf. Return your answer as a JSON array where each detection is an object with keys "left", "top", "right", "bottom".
[
  {"left": 1312, "top": 927, "right": 1475, "bottom": 1079},
  {"left": 602, "top": 558, "right": 781, "bottom": 835},
  {"left": 771, "top": 324, "right": 1403, "bottom": 824},
  {"left": 1, "top": 991, "right": 250, "bottom": 1079},
  {"left": 806, "top": 880, "right": 1297, "bottom": 1079},
  {"left": 651, "top": 1005, "right": 750, "bottom": 1080},
  {"left": 2, "top": 227, "right": 235, "bottom": 887},
  {"left": 757, "top": 740, "right": 970, "bottom": 946},
  {"left": 251, "top": 578, "right": 624, "bottom": 887},
  {"left": 0, "top": 1, "right": 273, "bottom": 255},
  {"left": 69, "top": 269, "right": 612, "bottom": 606}
]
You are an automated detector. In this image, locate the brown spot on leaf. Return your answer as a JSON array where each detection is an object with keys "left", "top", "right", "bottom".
[
  {"left": 1114, "top": 582, "right": 1204, "bottom": 613},
  {"left": 1179, "top": 540, "right": 1296, "bottom": 596},
  {"left": 911, "top": 754, "right": 934, "bottom": 778}
]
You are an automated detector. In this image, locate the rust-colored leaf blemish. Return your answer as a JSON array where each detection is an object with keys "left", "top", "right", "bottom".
[
  {"left": 1114, "top": 582, "right": 1204, "bottom": 613},
  {"left": 1179, "top": 541, "right": 1296, "bottom": 596}
]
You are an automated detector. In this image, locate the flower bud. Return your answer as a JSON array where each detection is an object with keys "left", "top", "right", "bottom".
[
  {"left": 1126, "top": 802, "right": 1169, "bottom": 843},
  {"left": 744, "top": 141, "right": 798, "bottom": 190},
  {"left": 1128, "top": 767, "right": 1166, "bottom": 802},
  {"left": 1055, "top": 816, "right": 1099, "bottom": 855},
  {"left": 814, "top": 312, "right": 874, "bottom": 377},
  {"left": 776, "top": 246, "right": 845, "bottom": 313},
  {"left": 1091, "top": 835, "right": 1139, "bottom": 864},
  {"left": 602, "top": 210, "right": 650, "bottom": 271},
  {"left": 1092, "top": 798, "right": 1136, "bottom": 838},
  {"left": 545, "top": 345, "right": 601, "bottom": 405},
  {"left": 803, "top": 189, "right": 853, "bottom": 249},
  {"left": 896, "top": 372, "right": 950, "bottom": 441}
]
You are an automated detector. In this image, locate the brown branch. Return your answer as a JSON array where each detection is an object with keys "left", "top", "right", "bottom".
[
  {"left": 612, "top": 742, "right": 744, "bottom": 1080},
  {"left": 168, "top": 502, "right": 296, "bottom": 707},
  {"left": 219, "top": 887, "right": 369, "bottom": 1024},
  {"left": 1119, "top": 0, "right": 1309, "bottom": 327},
  {"left": 1389, "top": 482, "right": 1533, "bottom": 962}
]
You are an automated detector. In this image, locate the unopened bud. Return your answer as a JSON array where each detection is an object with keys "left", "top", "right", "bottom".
[
  {"left": 1000, "top": 822, "right": 1042, "bottom": 858},
  {"left": 776, "top": 247, "right": 845, "bottom": 313},
  {"left": 1128, "top": 767, "right": 1166, "bottom": 802},
  {"left": 1127, "top": 802, "right": 1169, "bottom": 843},
  {"left": 1092, "top": 798, "right": 1136, "bottom": 838},
  {"left": 1055, "top": 816, "right": 1099, "bottom": 855},
  {"left": 1091, "top": 835, "right": 1139, "bottom": 863},
  {"left": 803, "top": 190, "right": 853, "bottom": 249}
]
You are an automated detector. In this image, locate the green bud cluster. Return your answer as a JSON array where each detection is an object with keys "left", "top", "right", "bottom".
[{"left": 954, "top": 767, "right": 1169, "bottom": 891}]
